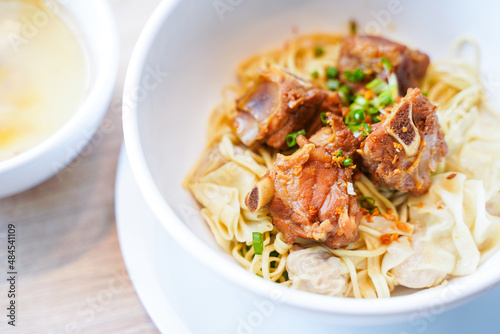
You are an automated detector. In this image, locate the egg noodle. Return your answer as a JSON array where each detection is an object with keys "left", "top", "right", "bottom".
[{"left": 185, "top": 34, "right": 500, "bottom": 298}]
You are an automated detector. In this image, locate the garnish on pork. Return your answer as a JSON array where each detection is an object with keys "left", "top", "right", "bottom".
[
  {"left": 338, "top": 35, "right": 429, "bottom": 95},
  {"left": 241, "top": 35, "right": 441, "bottom": 249}
]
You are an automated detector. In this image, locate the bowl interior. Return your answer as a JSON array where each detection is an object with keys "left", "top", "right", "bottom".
[
  {"left": 127, "top": 0, "right": 500, "bottom": 317},
  {"left": 0, "top": 0, "right": 117, "bottom": 173}
]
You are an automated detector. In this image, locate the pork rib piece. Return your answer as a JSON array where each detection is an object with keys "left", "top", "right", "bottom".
[
  {"left": 246, "top": 117, "right": 362, "bottom": 248},
  {"left": 361, "top": 88, "right": 447, "bottom": 195},
  {"left": 234, "top": 67, "right": 344, "bottom": 150},
  {"left": 338, "top": 35, "right": 430, "bottom": 94},
  {"left": 308, "top": 114, "right": 362, "bottom": 157}
]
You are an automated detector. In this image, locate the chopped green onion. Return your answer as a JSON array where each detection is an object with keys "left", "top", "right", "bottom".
[
  {"left": 343, "top": 68, "right": 366, "bottom": 82},
  {"left": 335, "top": 150, "right": 343, "bottom": 157},
  {"left": 366, "top": 78, "right": 389, "bottom": 94},
  {"left": 378, "top": 90, "right": 394, "bottom": 107},
  {"left": 358, "top": 196, "right": 375, "bottom": 208},
  {"left": 327, "top": 79, "right": 340, "bottom": 91},
  {"left": 342, "top": 158, "right": 353, "bottom": 166},
  {"left": 387, "top": 72, "right": 399, "bottom": 95},
  {"left": 320, "top": 112, "right": 328, "bottom": 125},
  {"left": 358, "top": 196, "right": 378, "bottom": 214},
  {"left": 372, "top": 114, "right": 382, "bottom": 123},
  {"left": 349, "top": 103, "right": 364, "bottom": 113},
  {"left": 339, "top": 84, "right": 351, "bottom": 95},
  {"left": 339, "top": 84, "right": 353, "bottom": 103},
  {"left": 311, "top": 70, "right": 319, "bottom": 78},
  {"left": 349, "top": 20, "right": 358, "bottom": 35},
  {"left": 422, "top": 91, "right": 429, "bottom": 97},
  {"left": 286, "top": 129, "right": 306, "bottom": 147},
  {"left": 326, "top": 67, "right": 339, "bottom": 79},
  {"left": 354, "top": 96, "right": 369, "bottom": 108},
  {"left": 349, "top": 103, "right": 363, "bottom": 111},
  {"left": 314, "top": 46, "right": 325, "bottom": 57},
  {"left": 358, "top": 196, "right": 377, "bottom": 214},
  {"left": 381, "top": 57, "right": 392, "bottom": 71},
  {"left": 345, "top": 109, "right": 365, "bottom": 126},
  {"left": 353, "top": 110, "right": 365, "bottom": 123},
  {"left": 252, "top": 232, "right": 264, "bottom": 255},
  {"left": 348, "top": 124, "right": 362, "bottom": 134},
  {"left": 361, "top": 123, "right": 371, "bottom": 136},
  {"left": 367, "top": 106, "right": 379, "bottom": 115}
]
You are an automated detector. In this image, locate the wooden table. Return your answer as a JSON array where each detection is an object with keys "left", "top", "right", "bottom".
[{"left": 0, "top": 1, "right": 161, "bottom": 332}]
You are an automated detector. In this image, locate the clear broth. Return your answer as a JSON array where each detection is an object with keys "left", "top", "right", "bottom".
[{"left": 0, "top": 0, "right": 91, "bottom": 161}]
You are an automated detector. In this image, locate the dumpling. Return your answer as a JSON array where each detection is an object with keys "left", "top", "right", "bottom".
[
  {"left": 189, "top": 136, "right": 274, "bottom": 249},
  {"left": 287, "top": 246, "right": 349, "bottom": 297},
  {"left": 443, "top": 112, "right": 500, "bottom": 202},
  {"left": 389, "top": 172, "right": 500, "bottom": 289}
]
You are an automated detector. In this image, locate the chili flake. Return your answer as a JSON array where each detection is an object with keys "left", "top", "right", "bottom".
[{"left": 380, "top": 234, "right": 392, "bottom": 244}]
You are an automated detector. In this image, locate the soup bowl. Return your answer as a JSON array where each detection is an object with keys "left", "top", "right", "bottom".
[
  {"left": 123, "top": 0, "right": 500, "bottom": 326},
  {"left": 0, "top": 0, "right": 118, "bottom": 198}
]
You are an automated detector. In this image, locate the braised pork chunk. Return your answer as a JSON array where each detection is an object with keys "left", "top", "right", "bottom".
[
  {"left": 246, "top": 119, "right": 362, "bottom": 248},
  {"left": 361, "top": 88, "right": 447, "bottom": 195},
  {"left": 338, "top": 35, "right": 429, "bottom": 94},
  {"left": 233, "top": 67, "right": 344, "bottom": 149},
  {"left": 309, "top": 113, "right": 362, "bottom": 157}
]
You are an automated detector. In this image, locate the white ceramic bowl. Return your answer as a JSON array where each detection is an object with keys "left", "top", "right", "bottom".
[
  {"left": 123, "top": 0, "right": 500, "bottom": 325},
  {"left": 0, "top": 0, "right": 118, "bottom": 198}
]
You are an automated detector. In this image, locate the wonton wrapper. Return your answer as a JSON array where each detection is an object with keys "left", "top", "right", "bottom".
[
  {"left": 444, "top": 112, "right": 500, "bottom": 202},
  {"left": 386, "top": 173, "right": 500, "bottom": 289},
  {"left": 287, "top": 246, "right": 349, "bottom": 297},
  {"left": 190, "top": 136, "right": 273, "bottom": 250}
]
